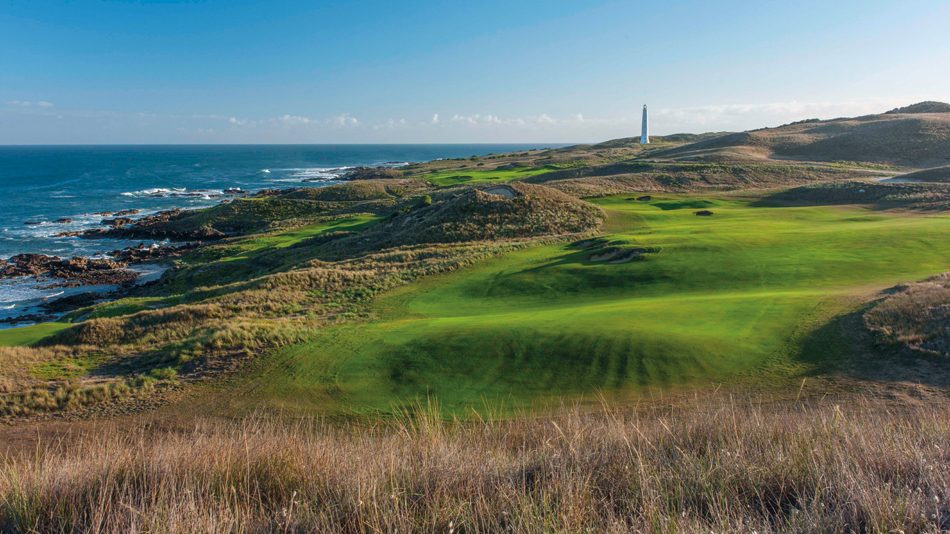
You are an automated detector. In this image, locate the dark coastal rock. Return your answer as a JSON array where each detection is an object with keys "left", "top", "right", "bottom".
[
  {"left": 114, "top": 209, "right": 141, "bottom": 217},
  {"left": 40, "top": 291, "right": 103, "bottom": 314},
  {"left": 0, "top": 313, "right": 56, "bottom": 326},
  {"left": 0, "top": 253, "right": 138, "bottom": 287},
  {"left": 250, "top": 188, "right": 296, "bottom": 198},
  {"left": 54, "top": 231, "right": 85, "bottom": 238},
  {"left": 80, "top": 209, "right": 224, "bottom": 241},
  {"left": 345, "top": 166, "right": 404, "bottom": 180},
  {"left": 107, "top": 242, "right": 201, "bottom": 264},
  {"left": 101, "top": 217, "right": 134, "bottom": 226},
  {"left": 24, "top": 221, "right": 43, "bottom": 226},
  {"left": 54, "top": 218, "right": 74, "bottom": 224}
]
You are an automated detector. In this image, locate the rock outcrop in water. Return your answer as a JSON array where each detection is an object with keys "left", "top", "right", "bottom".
[
  {"left": 0, "top": 243, "right": 198, "bottom": 288},
  {"left": 0, "top": 254, "right": 138, "bottom": 287},
  {"left": 80, "top": 209, "right": 227, "bottom": 241}
]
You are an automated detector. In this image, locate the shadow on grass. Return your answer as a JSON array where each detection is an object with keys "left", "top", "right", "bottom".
[{"left": 795, "top": 302, "right": 950, "bottom": 388}]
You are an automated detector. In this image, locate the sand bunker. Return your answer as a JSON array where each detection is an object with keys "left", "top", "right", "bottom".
[
  {"left": 482, "top": 186, "right": 518, "bottom": 198},
  {"left": 589, "top": 248, "right": 622, "bottom": 261},
  {"left": 609, "top": 248, "right": 648, "bottom": 263}
]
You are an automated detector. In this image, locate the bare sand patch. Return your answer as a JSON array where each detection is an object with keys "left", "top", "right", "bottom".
[{"left": 482, "top": 186, "right": 518, "bottom": 198}]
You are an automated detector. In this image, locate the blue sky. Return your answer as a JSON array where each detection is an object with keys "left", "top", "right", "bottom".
[{"left": 2, "top": 0, "right": 949, "bottom": 144}]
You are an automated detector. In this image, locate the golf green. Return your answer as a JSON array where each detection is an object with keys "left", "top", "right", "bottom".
[{"left": 216, "top": 196, "right": 950, "bottom": 413}]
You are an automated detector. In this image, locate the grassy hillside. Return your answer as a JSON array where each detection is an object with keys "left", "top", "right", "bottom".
[
  {"left": 652, "top": 103, "right": 950, "bottom": 167},
  {"left": 232, "top": 195, "right": 950, "bottom": 415},
  {"left": 899, "top": 165, "right": 950, "bottom": 183}
]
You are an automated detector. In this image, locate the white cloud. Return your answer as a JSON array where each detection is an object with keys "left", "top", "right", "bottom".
[
  {"left": 373, "top": 118, "right": 411, "bottom": 130},
  {"left": 328, "top": 114, "right": 359, "bottom": 126},
  {"left": 451, "top": 114, "right": 477, "bottom": 124},
  {"left": 8, "top": 97, "right": 937, "bottom": 144},
  {"left": 5, "top": 101, "right": 53, "bottom": 107},
  {"left": 275, "top": 114, "right": 311, "bottom": 125},
  {"left": 652, "top": 98, "right": 919, "bottom": 130}
]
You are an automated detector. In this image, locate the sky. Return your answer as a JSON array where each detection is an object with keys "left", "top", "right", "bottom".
[{"left": 2, "top": 0, "right": 949, "bottom": 144}]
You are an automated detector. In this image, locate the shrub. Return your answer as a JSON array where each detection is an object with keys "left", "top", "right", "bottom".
[{"left": 148, "top": 367, "right": 178, "bottom": 380}]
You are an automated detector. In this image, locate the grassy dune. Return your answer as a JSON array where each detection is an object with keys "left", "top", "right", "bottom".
[
  {"left": 422, "top": 165, "right": 557, "bottom": 186},
  {"left": 197, "top": 214, "right": 381, "bottom": 264},
  {"left": 238, "top": 197, "right": 950, "bottom": 414}
]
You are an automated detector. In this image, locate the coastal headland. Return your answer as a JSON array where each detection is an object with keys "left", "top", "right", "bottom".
[{"left": 3, "top": 103, "right": 950, "bottom": 532}]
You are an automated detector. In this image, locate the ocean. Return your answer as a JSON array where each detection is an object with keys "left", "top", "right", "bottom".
[{"left": 0, "top": 144, "right": 563, "bottom": 323}]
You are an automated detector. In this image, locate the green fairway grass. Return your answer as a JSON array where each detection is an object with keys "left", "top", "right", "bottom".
[
  {"left": 0, "top": 322, "right": 71, "bottom": 347},
  {"left": 186, "top": 214, "right": 381, "bottom": 265},
  {"left": 237, "top": 196, "right": 950, "bottom": 415},
  {"left": 423, "top": 166, "right": 555, "bottom": 186}
]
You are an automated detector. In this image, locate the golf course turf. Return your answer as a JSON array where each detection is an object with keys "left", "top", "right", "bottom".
[{"left": 236, "top": 195, "right": 950, "bottom": 415}]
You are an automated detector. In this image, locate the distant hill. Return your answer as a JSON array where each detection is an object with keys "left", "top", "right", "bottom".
[
  {"left": 899, "top": 165, "right": 950, "bottom": 183},
  {"left": 592, "top": 133, "right": 728, "bottom": 149},
  {"left": 653, "top": 102, "right": 950, "bottom": 167},
  {"left": 885, "top": 101, "right": 950, "bottom": 114}
]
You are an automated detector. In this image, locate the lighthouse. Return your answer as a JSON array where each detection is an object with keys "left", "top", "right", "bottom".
[{"left": 640, "top": 104, "right": 649, "bottom": 144}]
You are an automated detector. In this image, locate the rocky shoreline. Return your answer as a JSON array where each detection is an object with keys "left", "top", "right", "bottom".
[
  {"left": 0, "top": 242, "right": 200, "bottom": 288},
  {"left": 71, "top": 208, "right": 228, "bottom": 241},
  {"left": 2, "top": 207, "right": 211, "bottom": 327},
  {"left": 1, "top": 166, "right": 402, "bottom": 327},
  {"left": 0, "top": 242, "right": 198, "bottom": 326}
]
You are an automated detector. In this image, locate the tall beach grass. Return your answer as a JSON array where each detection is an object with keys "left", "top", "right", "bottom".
[{"left": 2, "top": 394, "right": 949, "bottom": 533}]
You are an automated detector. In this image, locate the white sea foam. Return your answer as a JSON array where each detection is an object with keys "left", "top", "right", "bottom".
[
  {"left": 121, "top": 187, "right": 222, "bottom": 199},
  {"left": 277, "top": 167, "right": 351, "bottom": 182},
  {"left": 261, "top": 169, "right": 271, "bottom": 173}
]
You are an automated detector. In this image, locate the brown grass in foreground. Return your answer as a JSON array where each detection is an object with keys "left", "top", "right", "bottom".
[{"left": 2, "top": 395, "right": 950, "bottom": 533}]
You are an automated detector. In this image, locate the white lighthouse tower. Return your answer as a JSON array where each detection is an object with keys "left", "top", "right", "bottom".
[{"left": 640, "top": 104, "right": 649, "bottom": 144}]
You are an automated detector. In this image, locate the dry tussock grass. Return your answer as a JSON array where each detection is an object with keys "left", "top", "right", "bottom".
[
  {"left": 2, "top": 395, "right": 950, "bottom": 533},
  {"left": 0, "top": 346, "right": 91, "bottom": 392},
  {"left": 866, "top": 272, "right": 950, "bottom": 356}
]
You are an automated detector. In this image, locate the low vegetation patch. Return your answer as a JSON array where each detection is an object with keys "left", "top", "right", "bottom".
[
  {"left": 0, "top": 376, "right": 156, "bottom": 419},
  {"left": 278, "top": 179, "right": 430, "bottom": 202},
  {"left": 865, "top": 272, "right": 950, "bottom": 357},
  {"left": 521, "top": 162, "right": 865, "bottom": 197},
  {"left": 763, "top": 181, "right": 950, "bottom": 209},
  {"left": 321, "top": 183, "right": 603, "bottom": 256}
]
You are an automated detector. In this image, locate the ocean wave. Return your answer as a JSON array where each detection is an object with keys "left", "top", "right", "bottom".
[
  {"left": 277, "top": 167, "right": 350, "bottom": 182},
  {"left": 261, "top": 169, "right": 271, "bottom": 173},
  {"left": 121, "top": 187, "right": 185, "bottom": 197},
  {"left": 0, "top": 304, "right": 14, "bottom": 310},
  {"left": 121, "top": 187, "right": 223, "bottom": 199}
]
